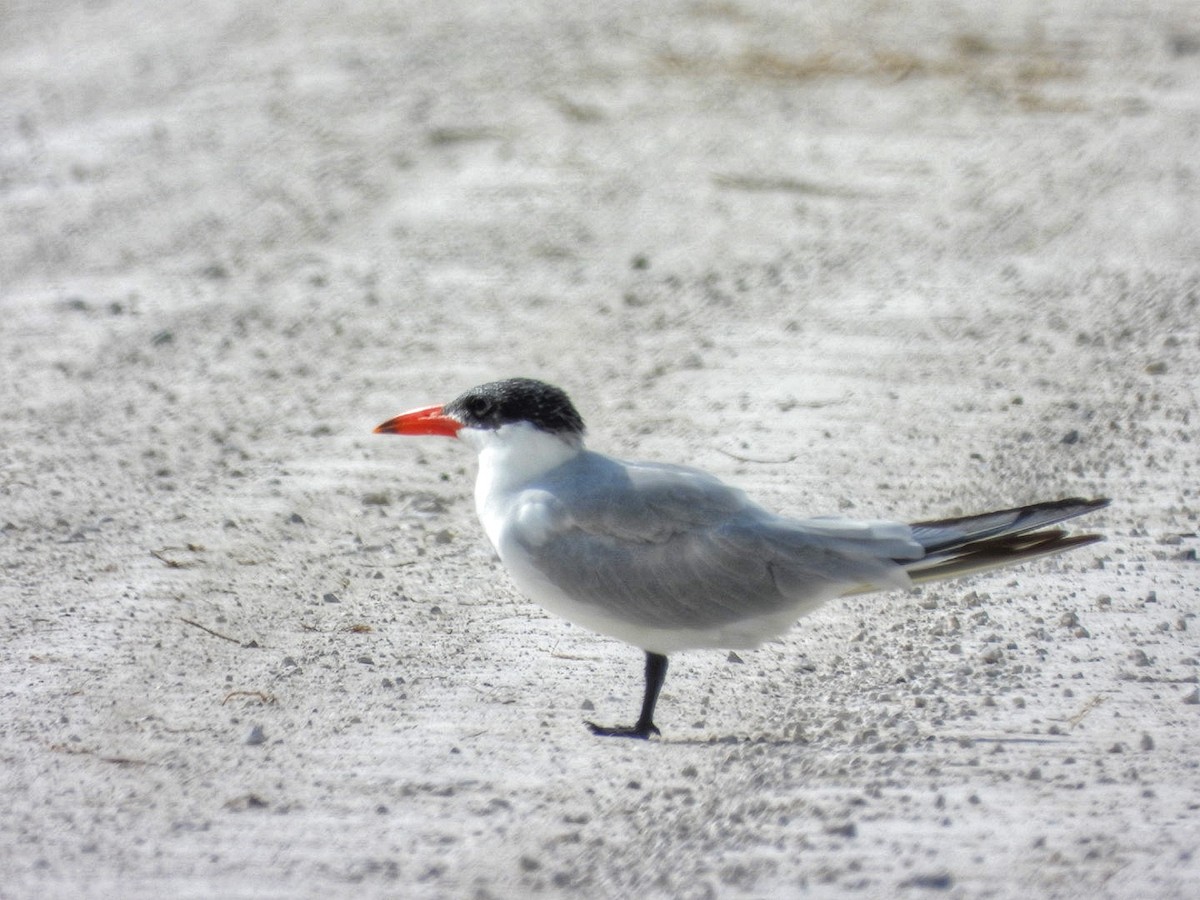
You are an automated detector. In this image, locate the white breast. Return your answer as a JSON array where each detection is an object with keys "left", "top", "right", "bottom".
[{"left": 460, "top": 422, "right": 581, "bottom": 551}]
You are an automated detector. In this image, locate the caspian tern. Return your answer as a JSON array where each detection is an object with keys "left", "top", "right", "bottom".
[{"left": 375, "top": 377, "right": 1109, "bottom": 739}]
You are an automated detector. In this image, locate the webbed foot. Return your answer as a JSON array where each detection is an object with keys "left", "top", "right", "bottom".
[{"left": 585, "top": 720, "right": 660, "bottom": 740}]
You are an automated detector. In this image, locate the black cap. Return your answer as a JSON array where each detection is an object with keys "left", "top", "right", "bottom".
[{"left": 443, "top": 378, "right": 586, "bottom": 436}]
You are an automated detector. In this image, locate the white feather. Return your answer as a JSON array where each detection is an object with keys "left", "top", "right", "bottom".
[{"left": 461, "top": 424, "right": 919, "bottom": 653}]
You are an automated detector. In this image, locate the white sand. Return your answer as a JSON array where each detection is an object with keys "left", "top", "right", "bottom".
[{"left": 2, "top": 1, "right": 1198, "bottom": 896}]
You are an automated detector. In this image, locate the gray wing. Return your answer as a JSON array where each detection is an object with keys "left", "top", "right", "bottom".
[{"left": 509, "top": 452, "right": 923, "bottom": 633}]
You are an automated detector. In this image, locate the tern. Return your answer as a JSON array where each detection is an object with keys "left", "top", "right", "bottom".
[{"left": 375, "top": 377, "right": 1108, "bottom": 739}]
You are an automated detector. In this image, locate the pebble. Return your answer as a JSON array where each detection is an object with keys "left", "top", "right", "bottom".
[{"left": 901, "top": 872, "right": 954, "bottom": 890}]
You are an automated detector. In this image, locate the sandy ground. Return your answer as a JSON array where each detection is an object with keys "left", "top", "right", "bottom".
[{"left": 3, "top": 1, "right": 1199, "bottom": 897}]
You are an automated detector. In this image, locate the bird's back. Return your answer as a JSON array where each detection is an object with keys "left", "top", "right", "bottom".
[{"left": 495, "top": 451, "right": 920, "bottom": 650}]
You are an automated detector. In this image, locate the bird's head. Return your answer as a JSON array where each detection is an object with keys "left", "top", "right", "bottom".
[{"left": 374, "top": 377, "right": 586, "bottom": 444}]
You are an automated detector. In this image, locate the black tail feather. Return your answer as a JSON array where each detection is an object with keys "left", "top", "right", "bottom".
[
  {"left": 901, "top": 497, "right": 1109, "bottom": 586},
  {"left": 910, "top": 497, "right": 1109, "bottom": 554}
]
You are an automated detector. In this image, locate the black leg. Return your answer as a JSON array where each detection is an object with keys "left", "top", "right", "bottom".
[{"left": 587, "top": 651, "right": 669, "bottom": 740}]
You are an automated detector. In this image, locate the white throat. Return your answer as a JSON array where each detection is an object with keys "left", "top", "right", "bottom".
[{"left": 460, "top": 423, "right": 583, "bottom": 545}]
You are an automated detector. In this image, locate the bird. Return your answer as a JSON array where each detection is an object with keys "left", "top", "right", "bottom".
[{"left": 374, "top": 377, "right": 1109, "bottom": 739}]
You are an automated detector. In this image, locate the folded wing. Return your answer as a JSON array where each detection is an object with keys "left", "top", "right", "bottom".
[{"left": 508, "top": 453, "right": 923, "bottom": 634}]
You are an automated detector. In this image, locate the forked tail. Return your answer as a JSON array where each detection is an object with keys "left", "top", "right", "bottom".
[{"left": 901, "top": 497, "right": 1110, "bottom": 585}]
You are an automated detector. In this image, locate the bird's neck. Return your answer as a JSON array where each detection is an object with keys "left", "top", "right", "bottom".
[{"left": 463, "top": 422, "right": 583, "bottom": 512}]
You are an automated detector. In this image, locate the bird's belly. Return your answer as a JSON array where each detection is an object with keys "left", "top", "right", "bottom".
[{"left": 493, "top": 531, "right": 818, "bottom": 654}]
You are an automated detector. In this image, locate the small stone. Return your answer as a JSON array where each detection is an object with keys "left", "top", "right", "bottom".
[
  {"left": 245, "top": 725, "right": 267, "bottom": 746},
  {"left": 901, "top": 873, "right": 954, "bottom": 890},
  {"left": 1140, "top": 733, "right": 1155, "bottom": 751},
  {"left": 1182, "top": 688, "right": 1199, "bottom": 705},
  {"left": 225, "top": 793, "right": 269, "bottom": 810}
]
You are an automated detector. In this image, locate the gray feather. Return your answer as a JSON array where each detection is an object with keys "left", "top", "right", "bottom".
[
  {"left": 512, "top": 453, "right": 921, "bottom": 632},
  {"left": 508, "top": 453, "right": 1108, "bottom": 634}
]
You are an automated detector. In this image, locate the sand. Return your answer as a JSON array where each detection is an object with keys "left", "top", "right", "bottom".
[{"left": 2, "top": 1, "right": 1198, "bottom": 897}]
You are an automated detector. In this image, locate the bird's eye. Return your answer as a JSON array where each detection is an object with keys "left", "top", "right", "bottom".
[{"left": 468, "top": 396, "right": 493, "bottom": 417}]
